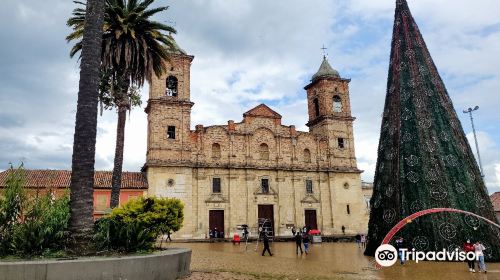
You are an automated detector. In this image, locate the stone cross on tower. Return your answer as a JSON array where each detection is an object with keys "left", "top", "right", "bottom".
[{"left": 321, "top": 45, "right": 328, "bottom": 58}]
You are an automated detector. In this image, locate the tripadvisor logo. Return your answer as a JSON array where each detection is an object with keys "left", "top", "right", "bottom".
[
  {"left": 375, "top": 244, "right": 398, "bottom": 267},
  {"left": 375, "top": 244, "right": 479, "bottom": 267}
]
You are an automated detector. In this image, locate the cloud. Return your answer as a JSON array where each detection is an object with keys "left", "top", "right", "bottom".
[
  {"left": 494, "top": 164, "right": 500, "bottom": 191},
  {"left": 0, "top": 0, "right": 499, "bottom": 196},
  {"left": 466, "top": 132, "right": 500, "bottom": 193}
]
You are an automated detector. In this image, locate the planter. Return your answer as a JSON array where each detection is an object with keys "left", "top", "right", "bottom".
[{"left": 0, "top": 248, "right": 191, "bottom": 280}]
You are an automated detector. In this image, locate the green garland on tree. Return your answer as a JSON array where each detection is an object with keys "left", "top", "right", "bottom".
[{"left": 365, "top": 0, "right": 500, "bottom": 260}]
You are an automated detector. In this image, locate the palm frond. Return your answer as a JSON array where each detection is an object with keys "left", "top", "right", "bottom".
[
  {"left": 69, "top": 42, "right": 82, "bottom": 58},
  {"left": 141, "top": 6, "right": 168, "bottom": 19},
  {"left": 67, "top": 0, "right": 175, "bottom": 84},
  {"left": 138, "top": 0, "right": 154, "bottom": 9},
  {"left": 66, "top": 29, "right": 84, "bottom": 42},
  {"left": 127, "top": 0, "right": 138, "bottom": 10}
]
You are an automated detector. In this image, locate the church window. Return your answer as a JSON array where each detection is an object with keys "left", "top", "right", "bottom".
[
  {"left": 261, "top": 178, "right": 269, "bottom": 194},
  {"left": 338, "top": 138, "right": 345, "bottom": 149},
  {"left": 167, "top": 126, "right": 176, "bottom": 139},
  {"left": 166, "top": 76, "right": 178, "bottom": 97},
  {"left": 333, "top": 95, "right": 342, "bottom": 113},
  {"left": 212, "top": 143, "right": 221, "bottom": 158},
  {"left": 305, "top": 179, "right": 313, "bottom": 194},
  {"left": 313, "top": 98, "right": 320, "bottom": 117},
  {"left": 303, "top": 149, "right": 311, "bottom": 163},
  {"left": 346, "top": 204, "right": 350, "bottom": 215},
  {"left": 259, "top": 143, "right": 269, "bottom": 160},
  {"left": 212, "top": 177, "right": 221, "bottom": 193}
]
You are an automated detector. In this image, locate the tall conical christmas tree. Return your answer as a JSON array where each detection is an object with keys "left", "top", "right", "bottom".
[{"left": 365, "top": 0, "right": 500, "bottom": 260}]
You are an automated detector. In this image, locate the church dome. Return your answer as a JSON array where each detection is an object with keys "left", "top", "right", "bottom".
[{"left": 311, "top": 56, "right": 340, "bottom": 81}]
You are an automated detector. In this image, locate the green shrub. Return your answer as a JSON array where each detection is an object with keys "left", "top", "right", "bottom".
[
  {"left": 11, "top": 193, "right": 70, "bottom": 257},
  {"left": 94, "top": 197, "right": 184, "bottom": 252},
  {"left": 0, "top": 165, "right": 25, "bottom": 255},
  {"left": 0, "top": 165, "right": 70, "bottom": 258}
]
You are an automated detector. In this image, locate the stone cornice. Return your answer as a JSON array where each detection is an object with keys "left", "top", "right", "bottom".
[
  {"left": 144, "top": 98, "right": 194, "bottom": 113},
  {"left": 144, "top": 159, "right": 363, "bottom": 174},
  {"left": 304, "top": 77, "right": 351, "bottom": 90},
  {"left": 306, "top": 115, "right": 356, "bottom": 127}
]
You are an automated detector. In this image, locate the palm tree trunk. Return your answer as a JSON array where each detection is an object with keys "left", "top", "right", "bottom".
[
  {"left": 110, "top": 72, "right": 130, "bottom": 209},
  {"left": 110, "top": 101, "right": 127, "bottom": 208},
  {"left": 69, "top": 0, "right": 105, "bottom": 242}
]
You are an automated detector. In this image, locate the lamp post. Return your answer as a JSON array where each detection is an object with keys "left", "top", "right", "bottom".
[{"left": 463, "top": 106, "right": 484, "bottom": 177}]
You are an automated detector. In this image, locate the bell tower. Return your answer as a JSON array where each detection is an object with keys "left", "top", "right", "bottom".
[
  {"left": 145, "top": 37, "right": 194, "bottom": 166},
  {"left": 304, "top": 56, "right": 357, "bottom": 168}
]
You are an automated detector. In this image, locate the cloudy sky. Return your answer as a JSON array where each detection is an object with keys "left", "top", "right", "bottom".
[{"left": 0, "top": 0, "right": 499, "bottom": 193}]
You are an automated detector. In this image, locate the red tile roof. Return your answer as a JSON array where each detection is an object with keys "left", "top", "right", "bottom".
[
  {"left": 0, "top": 169, "right": 148, "bottom": 189},
  {"left": 243, "top": 104, "right": 282, "bottom": 119},
  {"left": 491, "top": 192, "right": 500, "bottom": 212}
]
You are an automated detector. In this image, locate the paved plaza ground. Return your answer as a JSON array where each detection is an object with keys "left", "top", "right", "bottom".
[{"left": 165, "top": 242, "right": 500, "bottom": 280}]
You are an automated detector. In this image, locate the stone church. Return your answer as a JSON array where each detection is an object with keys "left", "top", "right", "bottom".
[{"left": 144, "top": 40, "right": 368, "bottom": 239}]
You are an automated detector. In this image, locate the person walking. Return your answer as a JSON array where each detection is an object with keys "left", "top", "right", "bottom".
[
  {"left": 474, "top": 241, "right": 487, "bottom": 273},
  {"left": 355, "top": 234, "right": 361, "bottom": 248},
  {"left": 395, "top": 237, "right": 405, "bottom": 265},
  {"left": 360, "top": 234, "right": 366, "bottom": 249},
  {"left": 295, "top": 232, "right": 303, "bottom": 255},
  {"left": 166, "top": 230, "right": 172, "bottom": 242},
  {"left": 261, "top": 233, "right": 273, "bottom": 256},
  {"left": 243, "top": 227, "right": 249, "bottom": 241},
  {"left": 463, "top": 239, "right": 475, "bottom": 272},
  {"left": 303, "top": 232, "right": 311, "bottom": 254}
]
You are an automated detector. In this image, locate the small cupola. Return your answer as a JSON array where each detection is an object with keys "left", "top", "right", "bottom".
[{"left": 311, "top": 56, "right": 340, "bottom": 82}]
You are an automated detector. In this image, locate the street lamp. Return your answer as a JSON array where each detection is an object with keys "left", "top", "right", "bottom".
[{"left": 462, "top": 106, "right": 484, "bottom": 177}]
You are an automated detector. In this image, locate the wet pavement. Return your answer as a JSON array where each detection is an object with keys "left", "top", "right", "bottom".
[{"left": 166, "top": 241, "right": 500, "bottom": 280}]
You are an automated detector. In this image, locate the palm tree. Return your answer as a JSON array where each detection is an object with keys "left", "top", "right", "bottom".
[
  {"left": 67, "top": 0, "right": 176, "bottom": 208},
  {"left": 67, "top": 0, "right": 105, "bottom": 240}
]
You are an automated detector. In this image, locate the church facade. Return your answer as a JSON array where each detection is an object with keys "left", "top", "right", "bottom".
[{"left": 144, "top": 43, "right": 368, "bottom": 239}]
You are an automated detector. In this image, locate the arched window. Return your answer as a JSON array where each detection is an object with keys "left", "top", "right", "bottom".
[
  {"left": 212, "top": 143, "right": 221, "bottom": 158},
  {"left": 333, "top": 95, "right": 342, "bottom": 113},
  {"left": 259, "top": 143, "right": 269, "bottom": 160},
  {"left": 338, "top": 138, "right": 345, "bottom": 149},
  {"left": 166, "top": 76, "right": 178, "bottom": 97},
  {"left": 303, "top": 149, "right": 311, "bottom": 163},
  {"left": 313, "top": 98, "right": 320, "bottom": 117}
]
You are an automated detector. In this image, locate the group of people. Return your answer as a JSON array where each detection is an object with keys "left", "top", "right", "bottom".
[
  {"left": 355, "top": 234, "right": 367, "bottom": 248},
  {"left": 293, "top": 229, "right": 311, "bottom": 255},
  {"left": 463, "top": 239, "right": 487, "bottom": 273},
  {"left": 393, "top": 236, "right": 488, "bottom": 273},
  {"left": 214, "top": 226, "right": 491, "bottom": 274},
  {"left": 261, "top": 226, "right": 314, "bottom": 257},
  {"left": 292, "top": 226, "right": 312, "bottom": 255},
  {"left": 208, "top": 227, "right": 224, "bottom": 239}
]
